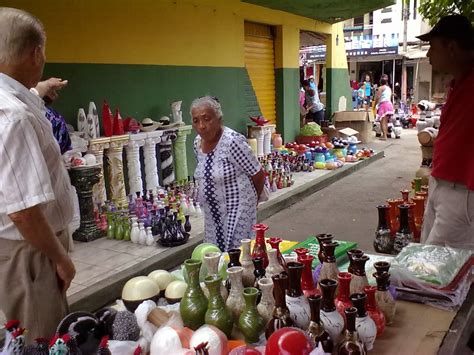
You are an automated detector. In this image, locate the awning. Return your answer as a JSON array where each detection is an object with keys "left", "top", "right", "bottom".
[
  {"left": 242, "top": 0, "right": 395, "bottom": 23},
  {"left": 403, "top": 45, "right": 429, "bottom": 60}
]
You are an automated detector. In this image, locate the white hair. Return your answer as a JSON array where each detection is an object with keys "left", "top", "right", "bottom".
[
  {"left": 190, "top": 96, "right": 223, "bottom": 119},
  {"left": 0, "top": 7, "right": 45, "bottom": 65}
]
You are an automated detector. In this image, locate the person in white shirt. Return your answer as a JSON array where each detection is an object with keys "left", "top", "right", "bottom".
[{"left": 0, "top": 7, "right": 76, "bottom": 343}]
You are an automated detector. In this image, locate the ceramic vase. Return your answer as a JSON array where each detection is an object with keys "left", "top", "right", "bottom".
[
  {"left": 306, "top": 295, "right": 334, "bottom": 353},
  {"left": 286, "top": 262, "right": 311, "bottom": 329},
  {"left": 204, "top": 275, "right": 233, "bottom": 338},
  {"left": 180, "top": 259, "right": 208, "bottom": 330},
  {"left": 251, "top": 224, "right": 269, "bottom": 267},
  {"left": 300, "top": 254, "right": 319, "bottom": 297},
  {"left": 240, "top": 239, "right": 255, "bottom": 287},
  {"left": 257, "top": 277, "right": 275, "bottom": 324},
  {"left": 294, "top": 247, "right": 309, "bottom": 261},
  {"left": 374, "top": 205, "right": 394, "bottom": 254},
  {"left": 138, "top": 223, "right": 147, "bottom": 245},
  {"left": 319, "top": 278, "right": 345, "bottom": 345},
  {"left": 227, "top": 248, "right": 242, "bottom": 268},
  {"left": 203, "top": 252, "right": 228, "bottom": 301},
  {"left": 318, "top": 241, "right": 340, "bottom": 290},
  {"left": 364, "top": 285, "right": 385, "bottom": 337},
  {"left": 225, "top": 266, "right": 245, "bottom": 325},
  {"left": 335, "top": 272, "right": 353, "bottom": 322},
  {"left": 252, "top": 257, "right": 266, "bottom": 288},
  {"left": 394, "top": 204, "right": 414, "bottom": 254},
  {"left": 412, "top": 196, "right": 425, "bottom": 242},
  {"left": 267, "top": 237, "right": 287, "bottom": 270},
  {"left": 373, "top": 261, "right": 390, "bottom": 276},
  {"left": 387, "top": 198, "right": 403, "bottom": 235},
  {"left": 338, "top": 307, "right": 367, "bottom": 355},
  {"left": 350, "top": 293, "right": 377, "bottom": 351},
  {"left": 239, "top": 287, "right": 265, "bottom": 344},
  {"left": 349, "top": 254, "right": 369, "bottom": 294},
  {"left": 315, "top": 234, "right": 333, "bottom": 263},
  {"left": 400, "top": 189, "right": 410, "bottom": 203},
  {"left": 346, "top": 249, "right": 364, "bottom": 274},
  {"left": 266, "top": 249, "right": 284, "bottom": 279},
  {"left": 265, "top": 273, "right": 294, "bottom": 339},
  {"left": 373, "top": 271, "right": 396, "bottom": 325},
  {"left": 272, "top": 133, "right": 283, "bottom": 148},
  {"left": 130, "top": 221, "right": 139, "bottom": 244}
]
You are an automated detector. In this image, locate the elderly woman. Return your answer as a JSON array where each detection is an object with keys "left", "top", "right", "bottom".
[{"left": 191, "top": 96, "right": 265, "bottom": 251}]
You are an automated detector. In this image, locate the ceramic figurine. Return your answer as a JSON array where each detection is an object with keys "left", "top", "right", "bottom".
[
  {"left": 257, "top": 277, "right": 275, "bottom": 324},
  {"left": 265, "top": 273, "right": 294, "bottom": 339},
  {"left": 286, "top": 262, "right": 311, "bottom": 329},
  {"left": 335, "top": 272, "right": 353, "bottom": 322},
  {"left": 306, "top": 294, "right": 334, "bottom": 353},
  {"left": 240, "top": 239, "right": 255, "bottom": 287},
  {"left": 225, "top": 266, "right": 245, "bottom": 324},
  {"left": 318, "top": 241, "right": 340, "bottom": 289},
  {"left": 204, "top": 275, "right": 233, "bottom": 338},
  {"left": 88, "top": 101, "right": 100, "bottom": 138},
  {"left": 350, "top": 293, "right": 377, "bottom": 351},
  {"left": 338, "top": 307, "right": 367, "bottom": 355},
  {"left": 102, "top": 100, "right": 114, "bottom": 137},
  {"left": 319, "top": 278, "right": 345, "bottom": 345},
  {"left": 171, "top": 100, "right": 184, "bottom": 126},
  {"left": 252, "top": 224, "right": 269, "bottom": 267},
  {"left": 238, "top": 287, "right": 266, "bottom": 344},
  {"left": 373, "top": 271, "right": 396, "bottom": 325},
  {"left": 364, "top": 285, "right": 386, "bottom": 337},
  {"left": 394, "top": 204, "right": 414, "bottom": 254},
  {"left": 349, "top": 254, "right": 369, "bottom": 294},
  {"left": 374, "top": 205, "right": 393, "bottom": 254},
  {"left": 77, "top": 108, "right": 87, "bottom": 138},
  {"left": 266, "top": 249, "right": 284, "bottom": 279},
  {"left": 180, "top": 259, "right": 208, "bottom": 330}
]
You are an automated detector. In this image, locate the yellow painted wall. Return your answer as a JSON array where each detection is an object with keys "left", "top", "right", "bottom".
[
  {"left": 326, "top": 22, "right": 348, "bottom": 70},
  {"left": 2, "top": 0, "right": 333, "bottom": 68}
]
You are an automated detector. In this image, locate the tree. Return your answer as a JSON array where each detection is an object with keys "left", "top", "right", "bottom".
[{"left": 418, "top": 0, "right": 473, "bottom": 26}]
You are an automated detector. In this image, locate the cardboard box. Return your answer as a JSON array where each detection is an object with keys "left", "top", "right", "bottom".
[{"left": 332, "top": 111, "right": 375, "bottom": 143}]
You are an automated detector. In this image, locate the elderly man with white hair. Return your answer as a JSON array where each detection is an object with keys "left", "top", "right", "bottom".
[{"left": 0, "top": 7, "right": 76, "bottom": 342}]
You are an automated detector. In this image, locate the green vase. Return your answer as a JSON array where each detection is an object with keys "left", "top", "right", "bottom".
[
  {"left": 115, "top": 215, "right": 124, "bottom": 240},
  {"left": 123, "top": 217, "right": 131, "bottom": 241},
  {"left": 204, "top": 274, "right": 233, "bottom": 338},
  {"left": 180, "top": 259, "right": 208, "bottom": 330},
  {"left": 106, "top": 213, "right": 115, "bottom": 239},
  {"left": 238, "top": 287, "right": 265, "bottom": 343}
]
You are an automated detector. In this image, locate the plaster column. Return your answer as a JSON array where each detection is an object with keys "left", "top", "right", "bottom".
[
  {"left": 87, "top": 137, "right": 111, "bottom": 207},
  {"left": 252, "top": 129, "right": 265, "bottom": 157},
  {"left": 159, "top": 129, "right": 178, "bottom": 186},
  {"left": 143, "top": 130, "right": 163, "bottom": 193},
  {"left": 125, "top": 133, "right": 146, "bottom": 195},
  {"left": 173, "top": 125, "right": 192, "bottom": 182},
  {"left": 263, "top": 125, "right": 276, "bottom": 155},
  {"left": 105, "top": 135, "right": 129, "bottom": 209}
]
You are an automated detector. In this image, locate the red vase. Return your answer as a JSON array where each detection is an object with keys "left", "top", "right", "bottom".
[
  {"left": 113, "top": 108, "right": 125, "bottom": 135},
  {"left": 294, "top": 247, "right": 309, "bottom": 262},
  {"left": 405, "top": 202, "right": 418, "bottom": 243},
  {"left": 252, "top": 224, "right": 269, "bottom": 267},
  {"left": 102, "top": 100, "right": 114, "bottom": 137},
  {"left": 412, "top": 196, "right": 425, "bottom": 243},
  {"left": 387, "top": 198, "right": 403, "bottom": 236},
  {"left": 300, "top": 255, "right": 319, "bottom": 297},
  {"left": 267, "top": 237, "right": 287, "bottom": 269},
  {"left": 335, "top": 272, "right": 352, "bottom": 322},
  {"left": 364, "top": 285, "right": 386, "bottom": 337}
]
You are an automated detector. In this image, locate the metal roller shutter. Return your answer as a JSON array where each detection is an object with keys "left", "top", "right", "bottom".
[{"left": 244, "top": 22, "right": 276, "bottom": 125}]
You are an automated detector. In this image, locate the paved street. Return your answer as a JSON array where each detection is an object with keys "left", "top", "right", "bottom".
[{"left": 262, "top": 128, "right": 421, "bottom": 251}]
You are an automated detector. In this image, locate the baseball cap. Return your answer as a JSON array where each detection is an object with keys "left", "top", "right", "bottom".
[{"left": 417, "top": 15, "right": 473, "bottom": 46}]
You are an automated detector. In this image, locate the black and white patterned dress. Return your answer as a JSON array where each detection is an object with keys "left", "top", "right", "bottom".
[{"left": 194, "top": 127, "right": 261, "bottom": 251}]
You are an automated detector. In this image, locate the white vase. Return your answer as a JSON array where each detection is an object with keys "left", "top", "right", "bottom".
[
  {"left": 286, "top": 294, "right": 311, "bottom": 329},
  {"left": 203, "top": 252, "right": 228, "bottom": 301},
  {"left": 240, "top": 239, "right": 255, "bottom": 288},
  {"left": 138, "top": 223, "right": 147, "bottom": 245},
  {"left": 356, "top": 315, "right": 377, "bottom": 351},
  {"left": 257, "top": 277, "right": 275, "bottom": 324},
  {"left": 266, "top": 249, "right": 284, "bottom": 279},
  {"left": 146, "top": 227, "right": 154, "bottom": 246},
  {"left": 320, "top": 310, "right": 345, "bottom": 345},
  {"left": 130, "top": 222, "right": 139, "bottom": 244},
  {"left": 225, "top": 266, "right": 245, "bottom": 324}
]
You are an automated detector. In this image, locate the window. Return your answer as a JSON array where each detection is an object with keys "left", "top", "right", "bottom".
[
  {"left": 381, "top": 18, "right": 393, "bottom": 24},
  {"left": 354, "top": 16, "right": 364, "bottom": 27},
  {"left": 369, "top": 12, "right": 373, "bottom": 25},
  {"left": 381, "top": 7, "right": 392, "bottom": 13}
]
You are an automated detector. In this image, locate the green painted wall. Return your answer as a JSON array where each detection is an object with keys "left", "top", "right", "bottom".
[
  {"left": 275, "top": 68, "right": 300, "bottom": 142},
  {"left": 43, "top": 63, "right": 261, "bottom": 174},
  {"left": 326, "top": 68, "right": 352, "bottom": 118}
]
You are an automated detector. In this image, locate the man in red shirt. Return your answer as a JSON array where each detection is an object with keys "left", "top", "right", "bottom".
[{"left": 418, "top": 15, "right": 474, "bottom": 250}]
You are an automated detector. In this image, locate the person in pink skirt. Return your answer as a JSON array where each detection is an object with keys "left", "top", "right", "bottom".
[{"left": 374, "top": 75, "right": 394, "bottom": 140}]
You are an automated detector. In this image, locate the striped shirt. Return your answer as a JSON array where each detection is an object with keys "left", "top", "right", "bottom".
[{"left": 0, "top": 73, "right": 75, "bottom": 240}]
